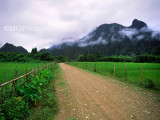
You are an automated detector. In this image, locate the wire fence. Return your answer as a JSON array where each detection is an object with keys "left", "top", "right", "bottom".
[
  {"left": 0, "top": 62, "right": 55, "bottom": 103},
  {"left": 69, "top": 62, "right": 160, "bottom": 90}
]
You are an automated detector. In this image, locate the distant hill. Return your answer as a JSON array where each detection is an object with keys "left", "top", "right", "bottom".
[
  {"left": 49, "top": 19, "right": 160, "bottom": 59},
  {"left": 0, "top": 43, "right": 28, "bottom": 54}
]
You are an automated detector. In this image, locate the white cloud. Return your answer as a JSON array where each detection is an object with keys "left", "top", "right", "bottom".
[
  {"left": 0, "top": 0, "right": 160, "bottom": 51},
  {"left": 137, "top": 35, "right": 144, "bottom": 40},
  {"left": 119, "top": 28, "right": 139, "bottom": 39},
  {"left": 79, "top": 36, "right": 107, "bottom": 47},
  {"left": 151, "top": 31, "right": 160, "bottom": 39}
]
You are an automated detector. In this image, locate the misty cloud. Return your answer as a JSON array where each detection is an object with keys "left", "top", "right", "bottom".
[
  {"left": 151, "top": 31, "right": 160, "bottom": 39},
  {"left": 0, "top": 0, "right": 160, "bottom": 51},
  {"left": 136, "top": 35, "right": 144, "bottom": 40},
  {"left": 79, "top": 36, "right": 107, "bottom": 47},
  {"left": 119, "top": 28, "right": 139, "bottom": 39},
  {"left": 140, "top": 27, "right": 160, "bottom": 39}
]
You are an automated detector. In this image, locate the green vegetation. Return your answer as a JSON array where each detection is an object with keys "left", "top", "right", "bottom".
[
  {"left": 0, "top": 52, "right": 33, "bottom": 62},
  {"left": 28, "top": 65, "right": 58, "bottom": 120},
  {"left": 0, "top": 47, "right": 70, "bottom": 63},
  {"left": 69, "top": 62, "right": 160, "bottom": 91},
  {"left": 66, "top": 118, "right": 77, "bottom": 120},
  {"left": 77, "top": 53, "right": 160, "bottom": 63},
  {"left": 0, "top": 62, "right": 45, "bottom": 83},
  {"left": 0, "top": 64, "right": 58, "bottom": 120},
  {"left": 1, "top": 97, "right": 30, "bottom": 120}
]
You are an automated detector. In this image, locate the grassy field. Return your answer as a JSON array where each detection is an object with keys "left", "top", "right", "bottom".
[
  {"left": 69, "top": 62, "right": 160, "bottom": 89},
  {"left": 0, "top": 62, "right": 46, "bottom": 84}
]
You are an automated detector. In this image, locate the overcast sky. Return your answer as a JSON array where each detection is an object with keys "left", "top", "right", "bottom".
[{"left": 0, "top": 0, "right": 160, "bottom": 51}]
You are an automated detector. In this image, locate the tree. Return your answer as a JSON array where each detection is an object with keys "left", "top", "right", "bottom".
[
  {"left": 54, "top": 55, "right": 68, "bottom": 62},
  {"left": 77, "top": 55, "right": 85, "bottom": 62},
  {"left": 30, "top": 48, "right": 38, "bottom": 56},
  {"left": 40, "top": 52, "right": 53, "bottom": 61}
]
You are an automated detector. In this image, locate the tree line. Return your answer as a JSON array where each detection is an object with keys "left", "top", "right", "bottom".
[
  {"left": 0, "top": 48, "right": 69, "bottom": 62},
  {"left": 77, "top": 52, "right": 160, "bottom": 63},
  {"left": 0, "top": 48, "right": 159, "bottom": 63}
]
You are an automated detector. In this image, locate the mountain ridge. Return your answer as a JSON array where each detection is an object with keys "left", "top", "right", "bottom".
[
  {"left": 49, "top": 19, "right": 160, "bottom": 59},
  {"left": 0, "top": 19, "right": 160, "bottom": 59},
  {"left": 0, "top": 43, "right": 28, "bottom": 54}
]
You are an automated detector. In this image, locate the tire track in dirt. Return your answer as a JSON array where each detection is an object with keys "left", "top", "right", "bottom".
[{"left": 55, "top": 63, "right": 160, "bottom": 120}]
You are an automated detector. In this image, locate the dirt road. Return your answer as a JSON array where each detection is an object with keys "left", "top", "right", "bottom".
[{"left": 55, "top": 63, "right": 160, "bottom": 120}]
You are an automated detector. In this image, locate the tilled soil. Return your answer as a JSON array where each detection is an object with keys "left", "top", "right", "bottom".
[{"left": 55, "top": 63, "right": 160, "bottom": 120}]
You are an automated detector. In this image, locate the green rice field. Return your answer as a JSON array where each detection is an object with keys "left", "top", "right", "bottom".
[
  {"left": 0, "top": 62, "right": 45, "bottom": 84},
  {"left": 69, "top": 62, "right": 160, "bottom": 89}
]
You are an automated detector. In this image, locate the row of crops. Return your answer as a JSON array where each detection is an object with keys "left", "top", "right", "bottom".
[
  {"left": 0, "top": 62, "right": 46, "bottom": 84},
  {"left": 0, "top": 62, "right": 58, "bottom": 120},
  {"left": 69, "top": 62, "right": 160, "bottom": 90}
]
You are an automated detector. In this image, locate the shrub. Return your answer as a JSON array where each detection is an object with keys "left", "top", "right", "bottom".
[
  {"left": 2, "top": 97, "right": 30, "bottom": 120},
  {"left": 144, "top": 78, "right": 155, "bottom": 89},
  {"left": 17, "top": 69, "right": 53, "bottom": 105},
  {"left": 0, "top": 105, "right": 5, "bottom": 120},
  {"left": 31, "top": 107, "right": 53, "bottom": 120},
  {"left": 136, "top": 54, "right": 160, "bottom": 63}
]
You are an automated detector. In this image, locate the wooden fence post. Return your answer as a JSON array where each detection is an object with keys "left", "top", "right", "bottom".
[
  {"left": 19, "top": 68, "right": 21, "bottom": 76},
  {"left": 23, "top": 71, "right": 25, "bottom": 85},
  {"left": 125, "top": 64, "right": 126, "bottom": 81},
  {"left": 29, "top": 69, "right": 32, "bottom": 82},
  {"left": 1, "top": 80, "right": 3, "bottom": 103},
  {"left": 86, "top": 63, "right": 87, "bottom": 69},
  {"left": 26, "top": 69, "right": 28, "bottom": 83},
  {"left": 100, "top": 63, "right": 101, "bottom": 72},
  {"left": 140, "top": 66, "right": 143, "bottom": 85},
  {"left": 94, "top": 63, "right": 96, "bottom": 72},
  {"left": 11, "top": 64, "right": 17, "bottom": 95},
  {"left": 14, "top": 71, "right": 18, "bottom": 94},
  {"left": 88, "top": 62, "right": 90, "bottom": 70},
  {"left": 114, "top": 64, "right": 116, "bottom": 76},
  {"left": 106, "top": 63, "right": 107, "bottom": 75}
]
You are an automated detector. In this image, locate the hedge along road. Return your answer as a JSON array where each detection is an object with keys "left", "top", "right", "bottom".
[{"left": 55, "top": 63, "right": 160, "bottom": 120}]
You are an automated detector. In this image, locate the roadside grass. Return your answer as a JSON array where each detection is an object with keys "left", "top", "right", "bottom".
[
  {"left": 66, "top": 118, "right": 77, "bottom": 120},
  {"left": 69, "top": 62, "right": 160, "bottom": 91},
  {"left": 27, "top": 64, "right": 59, "bottom": 120},
  {"left": 68, "top": 63, "right": 160, "bottom": 95},
  {"left": 56, "top": 65, "right": 70, "bottom": 97}
]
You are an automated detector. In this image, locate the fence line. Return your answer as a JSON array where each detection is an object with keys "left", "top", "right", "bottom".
[
  {"left": 71, "top": 62, "right": 148, "bottom": 86},
  {"left": 0, "top": 62, "right": 55, "bottom": 103},
  {"left": 125, "top": 64, "right": 126, "bottom": 81}
]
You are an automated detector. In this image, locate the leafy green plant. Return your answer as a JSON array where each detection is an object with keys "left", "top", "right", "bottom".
[
  {"left": 0, "top": 64, "right": 57, "bottom": 120},
  {"left": 36, "top": 69, "right": 53, "bottom": 87},
  {"left": 2, "top": 97, "right": 30, "bottom": 120},
  {"left": 17, "top": 69, "right": 53, "bottom": 105},
  {"left": 29, "top": 84, "right": 58, "bottom": 120},
  {"left": 17, "top": 82, "right": 41, "bottom": 103},
  {"left": 29, "top": 64, "right": 58, "bottom": 120}
]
